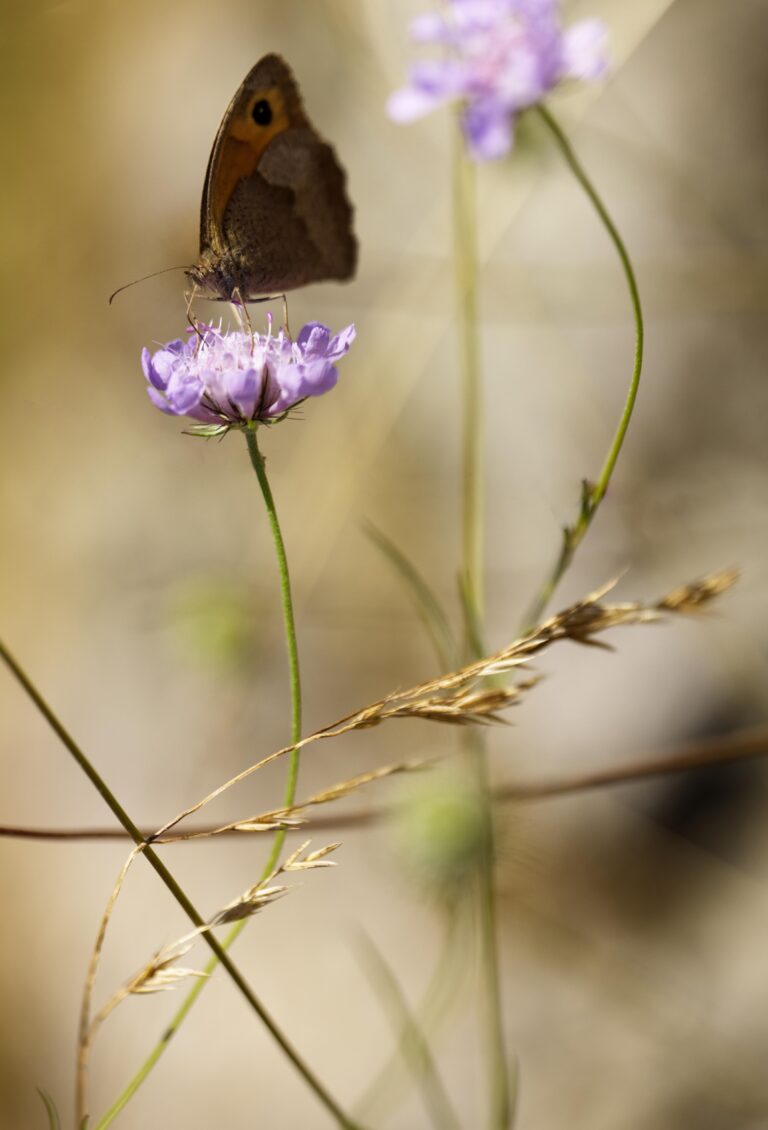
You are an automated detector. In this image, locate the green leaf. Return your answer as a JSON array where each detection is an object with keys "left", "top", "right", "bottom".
[
  {"left": 363, "top": 522, "right": 457, "bottom": 671},
  {"left": 355, "top": 912, "right": 469, "bottom": 1123},
  {"left": 354, "top": 931, "right": 462, "bottom": 1130},
  {"left": 36, "top": 1089, "right": 61, "bottom": 1130}
]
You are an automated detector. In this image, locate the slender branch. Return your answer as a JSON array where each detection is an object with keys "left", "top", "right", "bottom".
[
  {"left": 0, "top": 641, "right": 353, "bottom": 1129},
  {"left": 94, "top": 427, "right": 318, "bottom": 1130},
  {"left": 3, "top": 719, "right": 766, "bottom": 843},
  {"left": 522, "top": 104, "right": 645, "bottom": 630}
]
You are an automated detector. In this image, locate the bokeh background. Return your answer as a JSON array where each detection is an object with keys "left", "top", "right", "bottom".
[{"left": 1, "top": 0, "right": 768, "bottom": 1126}]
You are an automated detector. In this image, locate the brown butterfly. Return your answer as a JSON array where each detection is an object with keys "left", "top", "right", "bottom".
[{"left": 186, "top": 54, "right": 357, "bottom": 303}]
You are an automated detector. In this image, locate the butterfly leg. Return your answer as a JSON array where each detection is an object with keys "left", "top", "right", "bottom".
[
  {"left": 230, "top": 288, "right": 255, "bottom": 345},
  {"left": 185, "top": 285, "right": 205, "bottom": 347}
]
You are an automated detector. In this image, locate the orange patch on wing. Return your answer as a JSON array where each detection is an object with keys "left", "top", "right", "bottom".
[{"left": 209, "top": 85, "right": 292, "bottom": 249}]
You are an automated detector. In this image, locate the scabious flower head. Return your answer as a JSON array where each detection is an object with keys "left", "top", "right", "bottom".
[
  {"left": 142, "top": 320, "right": 356, "bottom": 434},
  {"left": 388, "top": 0, "right": 608, "bottom": 160}
]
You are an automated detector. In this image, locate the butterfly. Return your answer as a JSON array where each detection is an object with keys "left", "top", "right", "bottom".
[{"left": 186, "top": 54, "right": 357, "bottom": 303}]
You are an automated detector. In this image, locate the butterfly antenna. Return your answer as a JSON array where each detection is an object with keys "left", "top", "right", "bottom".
[{"left": 108, "top": 265, "right": 193, "bottom": 305}]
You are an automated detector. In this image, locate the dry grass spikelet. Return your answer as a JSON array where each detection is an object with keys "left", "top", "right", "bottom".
[{"left": 154, "top": 569, "right": 739, "bottom": 845}]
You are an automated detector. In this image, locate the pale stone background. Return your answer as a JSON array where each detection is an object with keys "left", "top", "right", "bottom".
[{"left": 1, "top": 0, "right": 767, "bottom": 1126}]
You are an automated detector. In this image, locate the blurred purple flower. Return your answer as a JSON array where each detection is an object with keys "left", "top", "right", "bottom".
[
  {"left": 142, "top": 321, "right": 356, "bottom": 432},
  {"left": 388, "top": 0, "right": 608, "bottom": 160}
]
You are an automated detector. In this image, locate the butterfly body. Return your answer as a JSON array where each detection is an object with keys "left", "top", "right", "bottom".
[{"left": 187, "top": 54, "right": 357, "bottom": 301}]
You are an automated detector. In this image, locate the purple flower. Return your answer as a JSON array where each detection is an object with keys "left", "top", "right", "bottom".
[
  {"left": 388, "top": 0, "right": 608, "bottom": 160},
  {"left": 141, "top": 320, "right": 356, "bottom": 433}
]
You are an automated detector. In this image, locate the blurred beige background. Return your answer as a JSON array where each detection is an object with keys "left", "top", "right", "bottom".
[{"left": 1, "top": 0, "right": 768, "bottom": 1126}]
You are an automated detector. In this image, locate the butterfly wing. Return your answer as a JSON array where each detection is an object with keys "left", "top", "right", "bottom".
[
  {"left": 199, "top": 55, "right": 309, "bottom": 256},
  {"left": 196, "top": 54, "right": 356, "bottom": 297},
  {"left": 214, "top": 157, "right": 326, "bottom": 294},
  {"left": 256, "top": 129, "right": 357, "bottom": 283}
]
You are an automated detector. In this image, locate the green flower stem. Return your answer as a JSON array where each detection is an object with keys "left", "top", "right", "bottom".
[
  {"left": 0, "top": 641, "right": 350, "bottom": 1129},
  {"left": 522, "top": 105, "right": 645, "bottom": 631},
  {"left": 453, "top": 134, "right": 512, "bottom": 1128},
  {"left": 81, "top": 429, "right": 359, "bottom": 1130},
  {"left": 244, "top": 426, "right": 303, "bottom": 878},
  {"left": 454, "top": 134, "right": 485, "bottom": 645}
]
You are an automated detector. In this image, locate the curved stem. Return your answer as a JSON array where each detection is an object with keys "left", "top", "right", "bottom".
[
  {"left": 94, "top": 431, "right": 359, "bottom": 1129},
  {"left": 522, "top": 104, "right": 645, "bottom": 631}
]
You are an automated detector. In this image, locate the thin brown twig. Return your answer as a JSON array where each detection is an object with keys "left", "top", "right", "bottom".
[
  {"left": 4, "top": 720, "right": 764, "bottom": 842},
  {"left": 157, "top": 758, "right": 433, "bottom": 844}
]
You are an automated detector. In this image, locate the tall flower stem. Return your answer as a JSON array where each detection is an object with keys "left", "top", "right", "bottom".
[
  {"left": 92, "top": 429, "right": 361, "bottom": 1130},
  {"left": 522, "top": 105, "right": 645, "bottom": 631},
  {"left": 244, "top": 425, "right": 304, "bottom": 879},
  {"left": 454, "top": 134, "right": 484, "bottom": 649},
  {"left": 453, "top": 133, "right": 512, "bottom": 1128}
]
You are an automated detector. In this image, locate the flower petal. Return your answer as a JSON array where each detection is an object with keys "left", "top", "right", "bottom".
[
  {"left": 387, "top": 85, "right": 446, "bottom": 123},
  {"left": 146, "top": 386, "right": 174, "bottom": 414},
  {"left": 165, "top": 366, "right": 205, "bottom": 415},
  {"left": 463, "top": 99, "right": 514, "bottom": 160},
  {"left": 455, "top": 0, "right": 518, "bottom": 35},
  {"left": 296, "top": 322, "right": 331, "bottom": 358},
  {"left": 223, "top": 365, "right": 261, "bottom": 420},
  {"left": 298, "top": 360, "right": 339, "bottom": 397},
  {"left": 141, "top": 347, "right": 152, "bottom": 379},
  {"left": 142, "top": 319, "right": 352, "bottom": 427},
  {"left": 143, "top": 346, "right": 183, "bottom": 391},
  {"left": 410, "top": 12, "right": 450, "bottom": 42},
  {"left": 410, "top": 58, "right": 470, "bottom": 98},
  {"left": 562, "top": 19, "right": 608, "bottom": 80},
  {"left": 273, "top": 359, "right": 338, "bottom": 410},
  {"left": 388, "top": 0, "right": 609, "bottom": 162},
  {"left": 327, "top": 323, "right": 356, "bottom": 359}
]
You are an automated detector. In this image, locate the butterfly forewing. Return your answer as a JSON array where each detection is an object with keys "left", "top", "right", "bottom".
[{"left": 190, "top": 54, "right": 356, "bottom": 299}]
